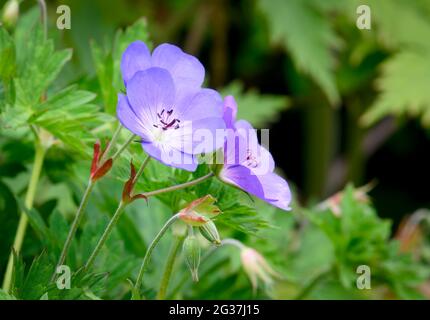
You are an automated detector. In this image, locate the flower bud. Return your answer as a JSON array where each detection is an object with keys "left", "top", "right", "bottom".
[
  {"left": 178, "top": 195, "right": 221, "bottom": 227},
  {"left": 199, "top": 220, "right": 221, "bottom": 245},
  {"left": 90, "top": 140, "right": 113, "bottom": 182},
  {"left": 183, "top": 235, "right": 201, "bottom": 282},
  {"left": 2, "top": 0, "right": 19, "bottom": 29},
  {"left": 121, "top": 161, "right": 147, "bottom": 204},
  {"left": 240, "top": 247, "right": 280, "bottom": 293}
]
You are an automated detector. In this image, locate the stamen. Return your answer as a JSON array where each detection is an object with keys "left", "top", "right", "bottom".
[
  {"left": 245, "top": 149, "right": 260, "bottom": 168},
  {"left": 154, "top": 108, "right": 181, "bottom": 131}
]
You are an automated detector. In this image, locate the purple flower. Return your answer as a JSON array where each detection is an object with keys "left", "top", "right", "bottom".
[
  {"left": 219, "top": 96, "right": 292, "bottom": 211},
  {"left": 117, "top": 42, "right": 226, "bottom": 171}
]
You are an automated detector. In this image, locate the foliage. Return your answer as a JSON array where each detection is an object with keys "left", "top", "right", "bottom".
[
  {"left": 221, "top": 81, "right": 289, "bottom": 127},
  {"left": 0, "top": 1, "right": 429, "bottom": 301},
  {"left": 0, "top": 8, "right": 108, "bottom": 155}
]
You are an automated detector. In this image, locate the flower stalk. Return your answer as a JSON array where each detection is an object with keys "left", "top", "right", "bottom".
[
  {"left": 132, "top": 213, "right": 180, "bottom": 299},
  {"left": 53, "top": 129, "right": 135, "bottom": 280},
  {"left": 83, "top": 171, "right": 214, "bottom": 273},
  {"left": 2, "top": 142, "right": 46, "bottom": 292},
  {"left": 83, "top": 156, "right": 151, "bottom": 271},
  {"left": 84, "top": 200, "right": 127, "bottom": 271},
  {"left": 51, "top": 180, "right": 94, "bottom": 281},
  {"left": 156, "top": 235, "right": 184, "bottom": 300},
  {"left": 141, "top": 172, "right": 214, "bottom": 198}
]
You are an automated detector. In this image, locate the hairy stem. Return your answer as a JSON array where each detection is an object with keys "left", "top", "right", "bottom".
[
  {"left": 141, "top": 172, "right": 214, "bottom": 198},
  {"left": 83, "top": 157, "right": 150, "bottom": 271},
  {"left": 52, "top": 129, "right": 135, "bottom": 280},
  {"left": 37, "top": 0, "right": 48, "bottom": 40},
  {"left": 51, "top": 180, "right": 95, "bottom": 281},
  {"left": 83, "top": 169, "right": 213, "bottom": 273},
  {"left": 83, "top": 201, "right": 127, "bottom": 271},
  {"left": 2, "top": 143, "right": 46, "bottom": 292},
  {"left": 221, "top": 238, "right": 246, "bottom": 250},
  {"left": 99, "top": 124, "right": 122, "bottom": 164},
  {"left": 133, "top": 214, "right": 180, "bottom": 297},
  {"left": 156, "top": 235, "right": 184, "bottom": 300},
  {"left": 168, "top": 238, "right": 243, "bottom": 297},
  {"left": 112, "top": 134, "right": 136, "bottom": 162}
]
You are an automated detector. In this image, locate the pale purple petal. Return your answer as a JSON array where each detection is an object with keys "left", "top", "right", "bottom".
[
  {"left": 126, "top": 67, "right": 176, "bottom": 136},
  {"left": 176, "top": 89, "right": 223, "bottom": 121},
  {"left": 152, "top": 43, "right": 204, "bottom": 100},
  {"left": 220, "top": 165, "right": 265, "bottom": 199},
  {"left": 117, "top": 94, "right": 152, "bottom": 141},
  {"left": 220, "top": 165, "right": 291, "bottom": 211},
  {"left": 258, "top": 173, "right": 292, "bottom": 210},
  {"left": 223, "top": 95, "right": 238, "bottom": 129},
  {"left": 142, "top": 141, "right": 198, "bottom": 172},
  {"left": 234, "top": 120, "right": 274, "bottom": 174},
  {"left": 235, "top": 120, "right": 259, "bottom": 151},
  {"left": 251, "top": 145, "right": 275, "bottom": 174},
  {"left": 224, "top": 129, "right": 248, "bottom": 166},
  {"left": 166, "top": 117, "right": 226, "bottom": 154},
  {"left": 121, "top": 41, "right": 152, "bottom": 85}
]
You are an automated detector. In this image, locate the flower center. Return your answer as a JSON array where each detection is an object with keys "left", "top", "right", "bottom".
[
  {"left": 153, "top": 109, "right": 181, "bottom": 131},
  {"left": 244, "top": 149, "right": 260, "bottom": 168}
]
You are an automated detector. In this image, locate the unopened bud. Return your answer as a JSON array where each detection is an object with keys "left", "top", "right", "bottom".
[
  {"left": 199, "top": 220, "right": 221, "bottom": 245},
  {"left": 2, "top": 0, "right": 19, "bottom": 28},
  {"left": 183, "top": 235, "right": 201, "bottom": 282},
  {"left": 240, "top": 247, "right": 281, "bottom": 293},
  {"left": 178, "top": 195, "right": 221, "bottom": 227}
]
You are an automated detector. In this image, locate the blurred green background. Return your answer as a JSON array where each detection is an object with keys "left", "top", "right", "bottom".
[{"left": 1, "top": 0, "right": 430, "bottom": 300}]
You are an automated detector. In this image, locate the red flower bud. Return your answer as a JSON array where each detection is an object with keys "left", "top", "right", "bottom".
[
  {"left": 122, "top": 161, "right": 147, "bottom": 204},
  {"left": 90, "top": 140, "right": 113, "bottom": 182}
]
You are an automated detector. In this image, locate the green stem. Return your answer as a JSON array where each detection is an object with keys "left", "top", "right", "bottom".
[
  {"left": 141, "top": 172, "right": 214, "bottom": 198},
  {"left": 83, "top": 156, "right": 150, "bottom": 271},
  {"left": 304, "top": 100, "right": 334, "bottom": 199},
  {"left": 134, "top": 214, "right": 180, "bottom": 296},
  {"left": 112, "top": 134, "right": 136, "bottom": 162},
  {"left": 168, "top": 238, "right": 243, "bottom": 298},
  {"left": 156, "top": 236, "right": 184, "bottom": 300},
  {"left": 221, "top": 238, "right": 246, "bottom": 250},
  {"left": 346, "top": 98, "right": 365, "bottom": 185},
  {"left": 51, "top": 128, "right": 135, "bottom": 280},
  {"left": 51, "top": 180, "right": 95, "bottom": 281},
  {"left": 2, "top": 143, "right": 46, "bottom": 292},
  {"left": 99, "top": 124, "right": 122, "bottom": 164},
  {"left": 83, "top": 201, "right": 127, "bottom": 271},
  {"left": 83, "top": 170, "right": 213, "bottom": 273},
  {"left": 134, "top": 155, "right": 150, "bottom": 184},
  {"left": 37, "top": 0, "right": 48, "bottom": 40}
]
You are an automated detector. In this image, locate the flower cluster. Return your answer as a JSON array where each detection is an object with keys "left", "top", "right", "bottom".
[{"left": 118, "top": 41, "right": 291, "bottom": 211}]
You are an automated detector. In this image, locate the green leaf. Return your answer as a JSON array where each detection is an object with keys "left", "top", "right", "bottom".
[
  {"left": 362, "top": 50, "right": 430, "bottom": 126},
  {"left": 258, "top": 0, "right": 341, "bottom": 104},
  {"left": 30, "top": 85, "right": 110, "bottom": 155},
  {"left": 46, "top": 269, "right": 109, "bottom": 300},
  {"left": 91, "top": 18, "right": 152, "bottom": 114},
  {"left": 14, "top": 25, "right": 72, "bottom": 108},
  {"left": 90, "top": 41, "right": 116, "bottom": 114},
  {"left": 197, "top": 177, "right": 271, "bottom": 235},
  {"left": 368, "top": 0, "right": 430, "bottom": 50},
  {"left": 0, "top": 27, "right": 16, "bottom": 82},
  {"left": 361, "top": 0, "right": 430, "bottom": 126},
  {"left": 306, "top": 184, "right": 429, "bottom": 294},
  {"left": 0, "top": 289, "right": 16, "bottom": 300},
  {"left": 221, "top": 81, "right": 289, "bottom": 127},
  {"left": 18, "top": 251, "right": 53, "bottom": 300}
]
